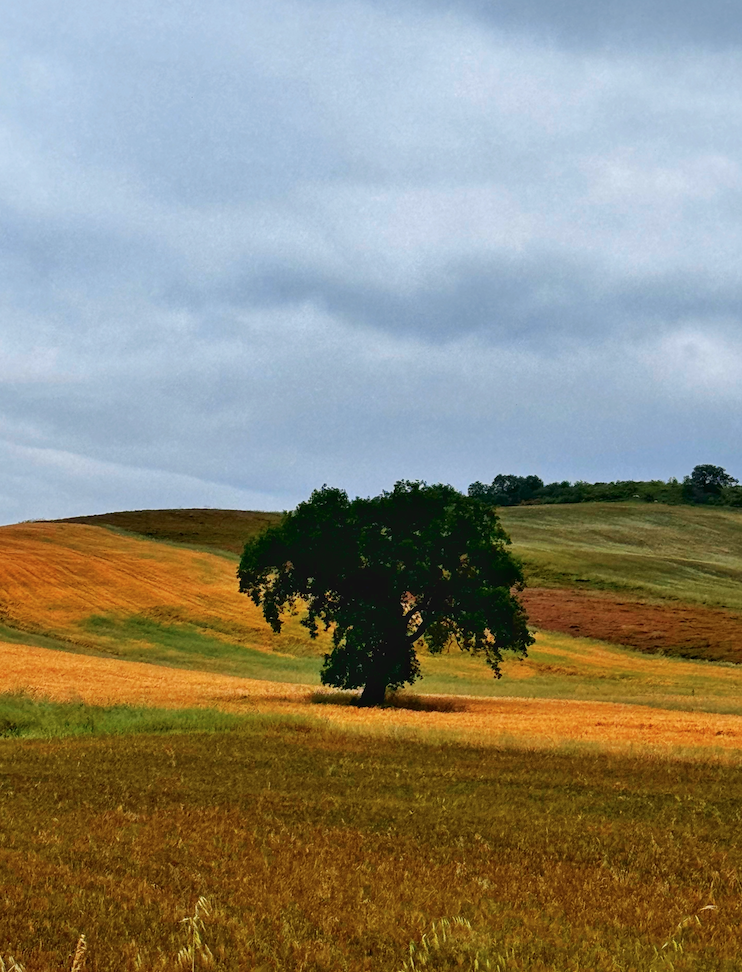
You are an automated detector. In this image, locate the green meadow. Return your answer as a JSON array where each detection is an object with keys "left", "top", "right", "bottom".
[{"left": 499, "top": 502, "right": 742, "bottom": 607}]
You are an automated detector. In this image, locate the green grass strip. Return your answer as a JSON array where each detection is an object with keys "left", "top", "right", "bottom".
[{"left": 0, "top": 692, "right": 248, "bottom": 740}]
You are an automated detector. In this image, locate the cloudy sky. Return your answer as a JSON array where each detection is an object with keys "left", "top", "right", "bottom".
[{"left": 2, "top": 0, "right": 742, "bottom": 522}]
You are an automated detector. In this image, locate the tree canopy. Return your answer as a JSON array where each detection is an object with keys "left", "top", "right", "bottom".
[
  {"left": 469, "top": 474, "right": 545, "bottom": 507},
  {"left": 468, "top": 465, "right": 742, "bottom": 507},
  {"left": 682, "top": 464, "right": 739, "bottom": 503},
  {"left": 238, "top": 481, "right": 533, "bottom": 705}
]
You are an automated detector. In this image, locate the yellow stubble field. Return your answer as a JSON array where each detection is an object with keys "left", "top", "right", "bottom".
[
  {"left": 0, "top": 520, "right": 318, "bottom": 653},
  {"left": 4, "top": 639, "right": 742, "bottom": 758}
]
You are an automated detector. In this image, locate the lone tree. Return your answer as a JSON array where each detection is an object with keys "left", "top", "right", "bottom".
[
  {"left": 238, "top": 481, "right": 533, "bottom": 706},
  {"left": 683, "top": 464, "right": 738, "bottom": 502}
]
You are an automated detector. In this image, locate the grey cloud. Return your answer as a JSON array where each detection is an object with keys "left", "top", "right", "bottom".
[
  {"left": 173, "top": 252, "right": 742, "bottom": 350},
  {"left": 1, "top": 0, "right": 742, "bottom": 522},
  {"left": 3, "top": 303, "right": 741, "bottom": 499},
  {"left": 410, "top": 0, "right": 742, "bottom": 50}
]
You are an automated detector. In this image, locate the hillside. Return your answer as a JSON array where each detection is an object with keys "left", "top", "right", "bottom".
[
  {"left": 60, "top": 503, "right": 742, "bottom": 607},
  {"left": 499, "top": 502, "right": 742, "bottom": 607},
  {"left": 0, "top": 521, "right": 329, "bottom": 682},
  {"left": 2, "top": 514, "right": 742, "bottom": 703},
  {"left": 499, "top": 503, "right": 742, "bottom": 663},
  {"left": 61, "top": 507, "right": 282, "bottom": 554},
  {"left": 52, "top": 503, "right": 742, "bottom": 664}
]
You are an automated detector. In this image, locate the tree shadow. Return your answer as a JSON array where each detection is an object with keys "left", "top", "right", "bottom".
[{"left": 309, "top": 689, "right": 468, "bottom": 713}]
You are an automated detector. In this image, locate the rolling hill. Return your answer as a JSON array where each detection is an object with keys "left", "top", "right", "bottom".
[
  {"left": 501, "top": 502, "right": 742, "bottom": 607},
  {"left": 501, "top": 503, "right": 742, "bottom": 663},
  {"left": 58, "top": 502, "right": 742, "bottom": 664},
  {"left": 0, "top": 520, "right": 329, "bottom": 682},
  {"left": 0, "top": 505, "right": 741, "bottom": 713},
  {"left": 61, "top": 507, "right": 282, "bottom": 554},
  {"left": 62, "top": 502, "right": 742, "bottom": 607}
]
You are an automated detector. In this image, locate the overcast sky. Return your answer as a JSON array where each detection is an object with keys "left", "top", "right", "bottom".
[{"left": 2, "top": 0, "right": 742, "bottom": 522}]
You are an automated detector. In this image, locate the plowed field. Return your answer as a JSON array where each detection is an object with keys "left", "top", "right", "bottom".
[{"left": 521, "top": 587, "right": 742, "bottom": 663}]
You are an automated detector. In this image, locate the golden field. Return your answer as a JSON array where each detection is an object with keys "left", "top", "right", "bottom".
[
  {"left": 4, "top": 639, "right": 742, "bottom": 759},
  {"left": 0, "top": 520, "right": 277, "bottom": 641},
  {"left": 5, "top": 519, "right": 742, "bottom": 714},
  {"left": 5, "top": 517, "right": 742, "bottom": 760},
  {"left": 0, "top": 520, "right": 330, "bottom": 668}
]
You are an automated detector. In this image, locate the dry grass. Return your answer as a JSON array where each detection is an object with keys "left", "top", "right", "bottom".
[
  {"left": 2, "top": 721, "right": 742, "bottom": 971},
  {"left": 5, "top": 519, "right": 742, "bottom": 757},
  {"left": 0, "top": 641, "right": 307, "bottom": 709},
  {"left": 0, "top": 521, "right": 256, "bottom": 636},
  {"left": 8, "top": 520, "right": 742, "bottom": 709},
  {"left": 5, "top": 640, "right": 742, "bottom": 759}
]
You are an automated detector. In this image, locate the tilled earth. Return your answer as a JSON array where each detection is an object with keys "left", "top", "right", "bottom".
[{"left": 521, "top": 587, "right": 742, "bottom": 663}]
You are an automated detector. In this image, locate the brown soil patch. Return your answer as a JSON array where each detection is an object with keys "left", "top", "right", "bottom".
[
  {"left": 521, "top": 587, "right": 742, "bottom": 663},
  {"left": 59, "top": 508, "right": 281, "bottom": 554}
]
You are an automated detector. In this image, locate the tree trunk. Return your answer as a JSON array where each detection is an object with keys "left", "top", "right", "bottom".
[{"left": 359, "top": 672, "right": 388, "bottom": 706}]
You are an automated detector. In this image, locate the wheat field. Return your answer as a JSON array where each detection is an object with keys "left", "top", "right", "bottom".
[
  {"left": 5, "top": 639, "right": 742, "bottom": 758},
  {"left": 0, "top": 521, "right": 273, "bottom": 639},
  {"left": 0, "top": 521, "right": 330, "bottom": 664}
]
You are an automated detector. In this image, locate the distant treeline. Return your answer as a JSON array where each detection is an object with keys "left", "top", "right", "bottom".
[{"left": 468, "top": 465, "right": 742, "bottom": 508}]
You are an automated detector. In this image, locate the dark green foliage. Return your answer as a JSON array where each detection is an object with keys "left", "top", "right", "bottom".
[
  {"left": 682, "top": 464, "right": 740, "bottom": 505},
  {"left": 238, "top": 481, "right": 532, "bottom": 704},
  {"left": 469, "top": 474, "right": 684, "bottom": 506},
  {"left": 470, "top": 465, "right": 741, "bottom": 508},
  {"left": 469, "top": 473, "right": 544, "bottom": 506}
]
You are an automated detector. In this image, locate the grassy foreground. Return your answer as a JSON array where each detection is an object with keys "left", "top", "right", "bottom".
[
  {"left": 0, "top": 692, "right": 245, "bottom": 739},
  {"left": 1, "top": 712, "right": 740, "bottom": 972}
]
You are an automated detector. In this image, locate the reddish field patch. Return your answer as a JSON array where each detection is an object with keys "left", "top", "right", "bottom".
[{"left": 521, "top": 587, "right": 742, "bottom": 663}]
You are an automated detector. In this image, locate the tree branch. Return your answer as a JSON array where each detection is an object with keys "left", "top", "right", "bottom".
[{"left": 403, "top": 580, "right": 446, "bottom": 642}]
